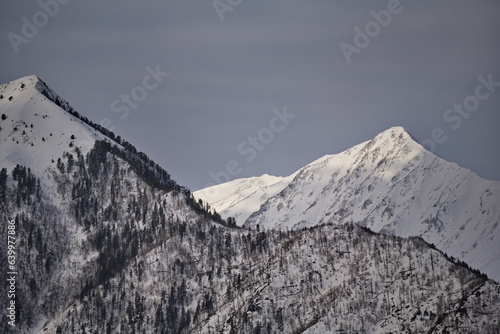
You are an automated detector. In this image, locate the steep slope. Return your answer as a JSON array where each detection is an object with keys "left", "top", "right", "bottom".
[
  {"left": 0, "top": 75, "right": 111, "bottom": 183},
  {"left": 0, "top": 76, "right": 225, "bottom": 333},
  {"left": 196, "top": 127, "right": 500, "bottom": 281}
]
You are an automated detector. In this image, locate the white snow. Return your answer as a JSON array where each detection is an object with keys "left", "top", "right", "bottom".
[
  {"left": 196, "top": 126, "right": 500, "bottom": 281},
  {"left": 0, "top": 75, "right": 113, "bottom": 189},
  {"left": 194, "top": 173, "right": 297, "bottom": 226}
]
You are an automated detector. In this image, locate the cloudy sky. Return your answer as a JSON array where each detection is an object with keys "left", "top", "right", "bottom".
[{"left": 1, "top": 1, "right": 499, "bottom": 190}]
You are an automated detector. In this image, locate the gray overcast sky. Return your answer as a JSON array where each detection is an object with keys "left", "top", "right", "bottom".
[{"left": 1, "top": 0, "right": 499, "bottom": 190}]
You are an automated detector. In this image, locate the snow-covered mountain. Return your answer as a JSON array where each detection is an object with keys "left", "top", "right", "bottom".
[
  {"left": 0, "top": 75, "right": 110, "bottom": 180},
  {"left": 195, "top": 126, "right": 500, "bottom": 281},
  {"left": 1, "top": 76, "right": 500, "bottom": 333}
]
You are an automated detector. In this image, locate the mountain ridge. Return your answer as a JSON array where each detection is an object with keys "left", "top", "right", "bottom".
[
  {"left": 195, "top": 126, "right": 500, "bottom": 281},
  {"left": 0, "top": 75, "right": 192, "bottom": 199}
]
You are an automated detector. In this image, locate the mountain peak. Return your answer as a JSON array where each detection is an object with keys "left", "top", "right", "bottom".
[
  {"left": 0, "top": 75, "right": 39, "bottom": 98},
  {"left": 0, "top": 75, "right": 106, "bottom": 182},
  {"left": 1, "top": 75, "right": 75, "bottom": 114},
  {"left": 348, "top": 125, "right": 426, "bottom": 162},
  {"left": 386, "top": 125, "right": 413, "bottom": 139},
  {"left": 372, "top": 126, "right": 416, "bottom": 145},
  {"left": 197, "top": 125, "right": 500, "bottom": 280},
  {"left": 5, "top": 74, "right": 40, "bottom": 85}
]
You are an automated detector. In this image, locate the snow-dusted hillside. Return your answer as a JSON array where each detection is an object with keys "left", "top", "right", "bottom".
[
  {"left": 196, "top": 127, "right": 500, "bottom": 281},
  {"left": 38, "top": 222, "right": 500, "bottom": 334},
  {"left": 0, "top": 76, "right": 112, "bottom": 185}
]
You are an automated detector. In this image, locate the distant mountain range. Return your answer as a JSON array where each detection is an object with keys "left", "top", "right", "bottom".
[
  {"left": 1, "top": 75, "right": 499, "bottom": 333},
  {"left": 195, "top": 126, "right": 500, "bottom": 281}
]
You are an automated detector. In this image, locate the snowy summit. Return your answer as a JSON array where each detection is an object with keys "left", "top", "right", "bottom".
[{"left": 196, "top": 126, "right": 500, "bottom": 281}]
